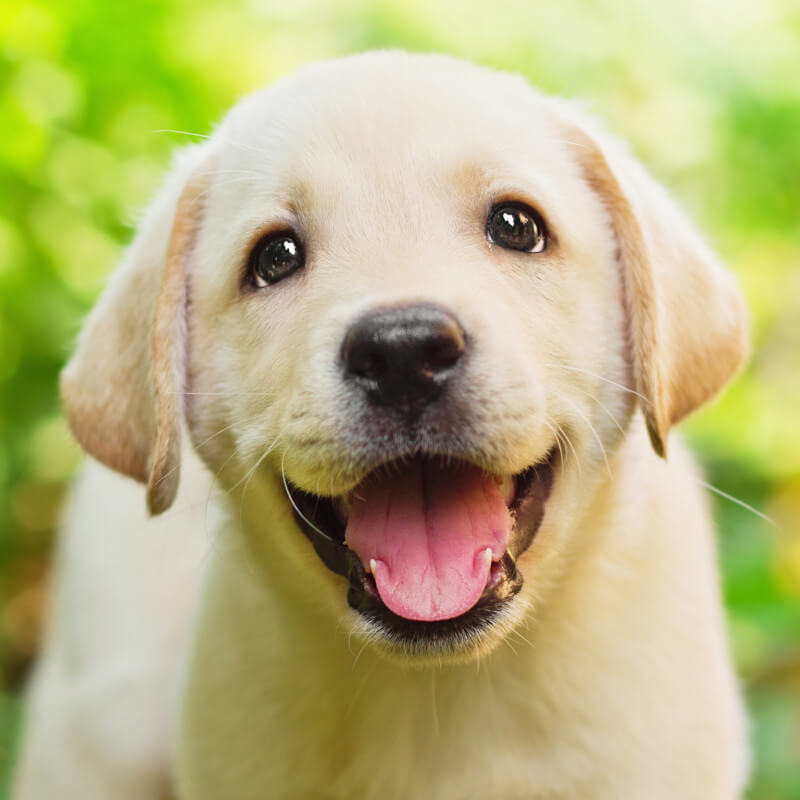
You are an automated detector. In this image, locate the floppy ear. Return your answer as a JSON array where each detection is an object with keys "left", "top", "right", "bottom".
[
  {"left": 60, "top": 148, "right": 212, "bottom": 514},
  {"left": 552, "top": 104, "right": 749, "bottom": 456}
]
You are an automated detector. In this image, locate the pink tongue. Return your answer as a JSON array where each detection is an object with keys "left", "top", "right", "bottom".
[{"left": 344, "top": 460, "right": 513, "bottom": 622}]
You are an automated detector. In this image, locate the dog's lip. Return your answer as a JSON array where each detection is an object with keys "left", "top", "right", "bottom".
[{"left": 287, "top": 447, "right": 557, "bottom": 637}]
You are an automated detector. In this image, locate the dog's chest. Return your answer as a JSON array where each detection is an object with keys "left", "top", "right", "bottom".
[
  {"left": 175, "top": 552, "right": 559, "bottom": 799},
  {"left": 179, "top": 653, "right": 551, "bottom": 800}
]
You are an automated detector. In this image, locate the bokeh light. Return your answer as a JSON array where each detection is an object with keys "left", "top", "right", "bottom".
[{"left": 1, "top": 1, "right": 798, "bottom": 796}]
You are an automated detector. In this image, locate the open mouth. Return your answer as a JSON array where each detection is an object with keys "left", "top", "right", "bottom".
[{"left": 288, "top": 449, "right": 557, "bottom": 646}]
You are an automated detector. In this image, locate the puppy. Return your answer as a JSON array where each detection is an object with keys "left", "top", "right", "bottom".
[{"left": 14, "top": 51, "right": 750, "bottom": 799}]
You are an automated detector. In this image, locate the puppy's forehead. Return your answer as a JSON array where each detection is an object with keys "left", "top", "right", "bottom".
[{"left": 214, "top": 53, "right": 572, "bottom": 208}]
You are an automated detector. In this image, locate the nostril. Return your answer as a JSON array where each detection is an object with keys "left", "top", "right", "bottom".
[
  {"left": 349, "top": 348, "right": 388, "bottom": 381},
  {"left": 422, "top": 320, "right": 465, "bottom": 372}
]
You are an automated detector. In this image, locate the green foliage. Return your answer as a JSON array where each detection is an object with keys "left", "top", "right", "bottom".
[{"left": 1, "top": 0, "right": 798, "bottom": 796}]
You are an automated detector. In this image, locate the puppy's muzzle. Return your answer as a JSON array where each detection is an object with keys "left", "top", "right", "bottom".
[
  {"left": 340, "top": 303, "right": 466, "bottom": 419},
  {"left": 290, "top": 301, "right": 558, "bottom": 648}
]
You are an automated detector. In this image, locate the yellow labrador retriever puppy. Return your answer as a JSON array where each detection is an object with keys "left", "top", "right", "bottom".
[{"left": 15, "top": 52, "right": 750, "bottom": 799}]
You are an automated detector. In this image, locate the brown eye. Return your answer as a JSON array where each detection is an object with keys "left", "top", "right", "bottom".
[
  {"left": 487, "top": 203, "right": 547, "bottom": 253},
  {"left": 248, "top": 231, "right": 304, "bottom": 287}
]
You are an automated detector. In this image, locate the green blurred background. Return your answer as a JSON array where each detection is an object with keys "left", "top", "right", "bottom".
[{"left": 0, "top": 0, "right": 798, "bottom": 796}]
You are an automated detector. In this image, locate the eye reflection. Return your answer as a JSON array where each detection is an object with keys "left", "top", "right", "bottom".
[
  {"left": 248, "top": 231, "right": 305, "bottom": 288},
  {"left": 487, "top": 203, "right": 547, "bottom": 253}
]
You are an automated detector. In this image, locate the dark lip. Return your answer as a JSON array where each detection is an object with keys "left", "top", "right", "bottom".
[{"left": 287, "top": 449, "right": 557, "bottom": 647}]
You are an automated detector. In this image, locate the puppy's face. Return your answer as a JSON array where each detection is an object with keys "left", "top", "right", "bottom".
[{"left": 62, "top": 53, "right": 748, "bottom": 662}]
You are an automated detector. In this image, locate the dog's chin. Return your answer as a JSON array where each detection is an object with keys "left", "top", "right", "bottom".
[
  {"left": 347, "top": 588, "right": 532, "bottom": 666},
  {"left": 287, "top": 447, "right": 558, "bottom": 662}
]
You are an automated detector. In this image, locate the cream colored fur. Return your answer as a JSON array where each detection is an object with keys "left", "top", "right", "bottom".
[{"left": 14, "top": 52, "right": 749, "bottom": 799}]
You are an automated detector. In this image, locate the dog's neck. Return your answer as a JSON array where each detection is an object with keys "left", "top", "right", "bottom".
[
  {"left": 179, "top": 513, "right": 556, "bottom": 797},
  {"left": 177, "top": 439, "right": 646, "bottom": 799}
]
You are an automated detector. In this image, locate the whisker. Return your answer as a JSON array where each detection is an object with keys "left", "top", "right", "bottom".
[
  {"left": 154, "top": 418, "right": 241, "bottom": 488},
  {"left": 568, "top": 384, "right": 627, "bottom": 436},
  {"left": 694, "top": 478, "right": 777, "bottom": 527},
  {"left": 545, "top": 363, "right": 648, "bottom": 405},
  {"left": 553, "top": 421, "right": 581, "bottom": 481},
  {"left": 235, "top": 433, "right": 282, "bottom": 514},
  {"left": 560, "top": 396, "right": 612, "bottom": 479},
  {"left": 151, "top": 128, "right": 212, "bottom": 139},
  {"left": 543, "top": 366, "right": 773, "bottom": 526},
  {"left": 511, "top": 628, "right": 535, "bottom": 649},
  {"left": 216, "top": 434, "right": 280, "bottom": 504},
  {"left": 151, "top": 128, "right": 274, "bottom": 158},
  {"left": 543, "top": 421, "right": 567, "bottom": 475},
  {"left": 200, "top": 445, "right": 250, "bottom": 566},
  {"left": 280, "top": 450, "right": 333, "bottom": 542},
  {"left": 352, "top": 637, "right": 371, "bottom": 670}
]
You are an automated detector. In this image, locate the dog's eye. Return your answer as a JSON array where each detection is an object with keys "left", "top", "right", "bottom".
[
  {"left": 248, "top": 231, "right": 305, "bottom": 287},
  {"left": 487, "top": 203, "right": 547, "bottom": 253}
]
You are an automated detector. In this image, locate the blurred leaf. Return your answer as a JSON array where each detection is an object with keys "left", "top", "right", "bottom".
[{"left": 0, "top": 0, "right": 798, "bottom": 794}]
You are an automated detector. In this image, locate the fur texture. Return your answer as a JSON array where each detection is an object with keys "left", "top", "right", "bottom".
[{"left": 15, "top": 52, "right": 749, "bottom": 799}]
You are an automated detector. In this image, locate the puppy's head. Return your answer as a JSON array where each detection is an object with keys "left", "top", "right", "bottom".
[{"left": 61, "top": 53, "right": 748, "bottom": 662}]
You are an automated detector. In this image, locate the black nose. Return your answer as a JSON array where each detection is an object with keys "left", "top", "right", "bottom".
[{"left": 341, "top": 304, "right": 467, "bottom": 416}]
